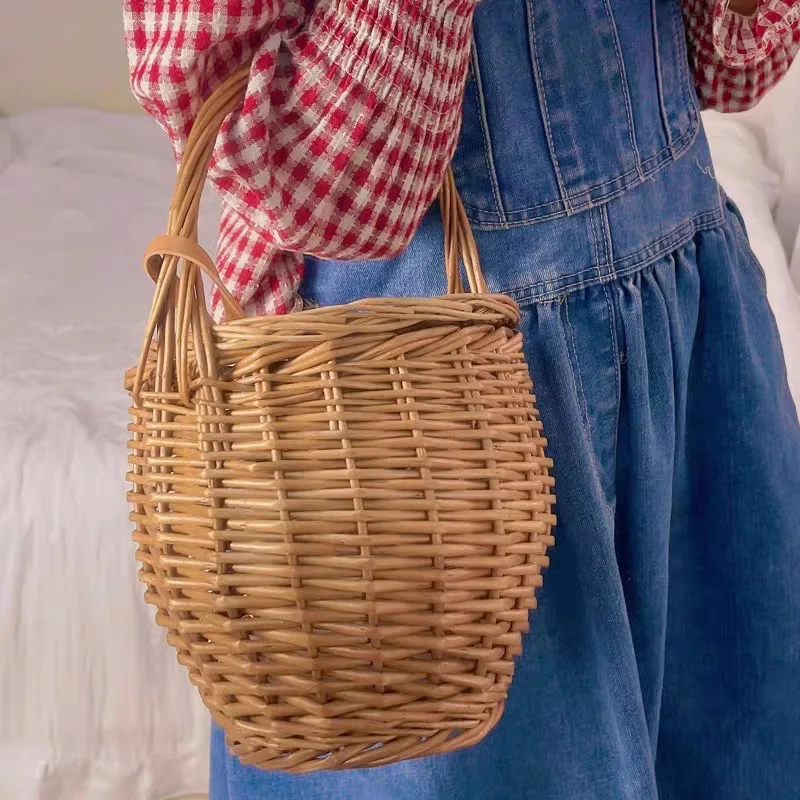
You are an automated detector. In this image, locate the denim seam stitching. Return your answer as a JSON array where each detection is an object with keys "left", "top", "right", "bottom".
[
  {"left": 599, "top": 203, "right": 616, "bottom": 278},
  {"left": 563, "top": 299, "right": 593, "bottom": 443},
  {"left": 469, "top": 43, "right": 507, "bottom": 225},
  {"left": 462, "top": 123, "right": 698, "bottom": 224},
  {"left": 602, "top": 0, "right": 644, "bottom": 179},
  {"left": 525, "top": 0, "right": 571, "bottom": 213},
  {"left": 506, "top": 208, "right": 723, "bottom": 304},
  {"left": 600, "top": 280, "right": 620, "bottom": 516},
  {"left": 650, "top": 0, "right": 675, "bottom": 151},
  {"left": 588, "top": 206, "right": 603, "bottom": 280},
  {"left": 597, "top": 205, "right": 622, "bottom": 435},
  {"left": 671, "top": 0, "right": 700, "bottom": 136},
  {"left": 604, "top": 279, "right": 622, "bottom": 500}
]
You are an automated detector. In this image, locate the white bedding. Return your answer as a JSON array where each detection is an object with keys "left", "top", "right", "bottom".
[
  {"left": 0, "top": 110, "right": 218, "bottom": 800},
  {"left": 0, "top": 104, "right": 798, "bottom": 800}
]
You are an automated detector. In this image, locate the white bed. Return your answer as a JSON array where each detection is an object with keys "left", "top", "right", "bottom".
[
  {"left": 0, "top": 76, "right": 798, "bottom": 800},
  {"left": 0, "top": 110, "right": 215, "bottom": 800}
]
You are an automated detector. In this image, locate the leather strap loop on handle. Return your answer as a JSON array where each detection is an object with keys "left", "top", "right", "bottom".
[{"left": 145, "top": 234, "right": 245, "bottom": 320}]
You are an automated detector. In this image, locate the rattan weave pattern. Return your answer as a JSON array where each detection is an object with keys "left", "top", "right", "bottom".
[{"left": 126, "top": 68, "right": 555, "bottom": 773}]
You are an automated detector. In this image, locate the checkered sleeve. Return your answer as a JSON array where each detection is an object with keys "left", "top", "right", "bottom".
[
  {"left": 124, "top": 0, "right": 478, "bottom": 319},
  {"left": 683, "top": 0, "right": 800, "bottom": 112}
]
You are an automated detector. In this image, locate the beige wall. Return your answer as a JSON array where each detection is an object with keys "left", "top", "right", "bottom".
[{"left": 0, "top": 0, "right": 139, "bottom": 113}]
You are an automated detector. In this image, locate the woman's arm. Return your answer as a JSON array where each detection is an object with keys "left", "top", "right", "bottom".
[
  {"left": 124, "top": 1, "right": 478, "bottom": 318},
  {"left": 683, "top": 0, "right": 800, "bottom": 112}
]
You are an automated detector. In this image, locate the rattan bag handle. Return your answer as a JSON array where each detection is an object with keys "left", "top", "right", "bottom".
[
  {"left": 134, "top": 68, "right": 486, "bottom": 403},
  {"left": 144, "top": 67, "right": 487, "bottom": 307}
]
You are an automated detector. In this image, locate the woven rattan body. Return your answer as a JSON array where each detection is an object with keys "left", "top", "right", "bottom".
[{"left": 126, "top": 70, "right": 555, "bottom": 772}]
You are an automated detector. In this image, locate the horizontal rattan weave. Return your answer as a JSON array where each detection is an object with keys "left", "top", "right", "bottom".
[{"left": 126, "top": 69, "right": 555, "bottom": 773}]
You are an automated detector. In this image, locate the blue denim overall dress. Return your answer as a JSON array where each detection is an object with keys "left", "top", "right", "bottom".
[{"left": 211, "top": 1, "right": 800, "bottom": 797}]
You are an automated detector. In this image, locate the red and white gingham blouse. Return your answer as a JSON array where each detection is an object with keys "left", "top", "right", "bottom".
[{"left": 123, "top": 0, "right": 800, "bottom": 320}]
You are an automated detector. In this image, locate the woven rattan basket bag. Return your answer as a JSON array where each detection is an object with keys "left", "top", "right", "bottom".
[{"left": 126, "top": 68, "right": 555, "bottom": 772}]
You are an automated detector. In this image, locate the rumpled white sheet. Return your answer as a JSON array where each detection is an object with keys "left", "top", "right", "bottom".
[
  {"left": 0, "top": 109, "right": 220, "bottom": 800},
  {"left": 0, "top": 101, "right": 797, "bottom": 800}
]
